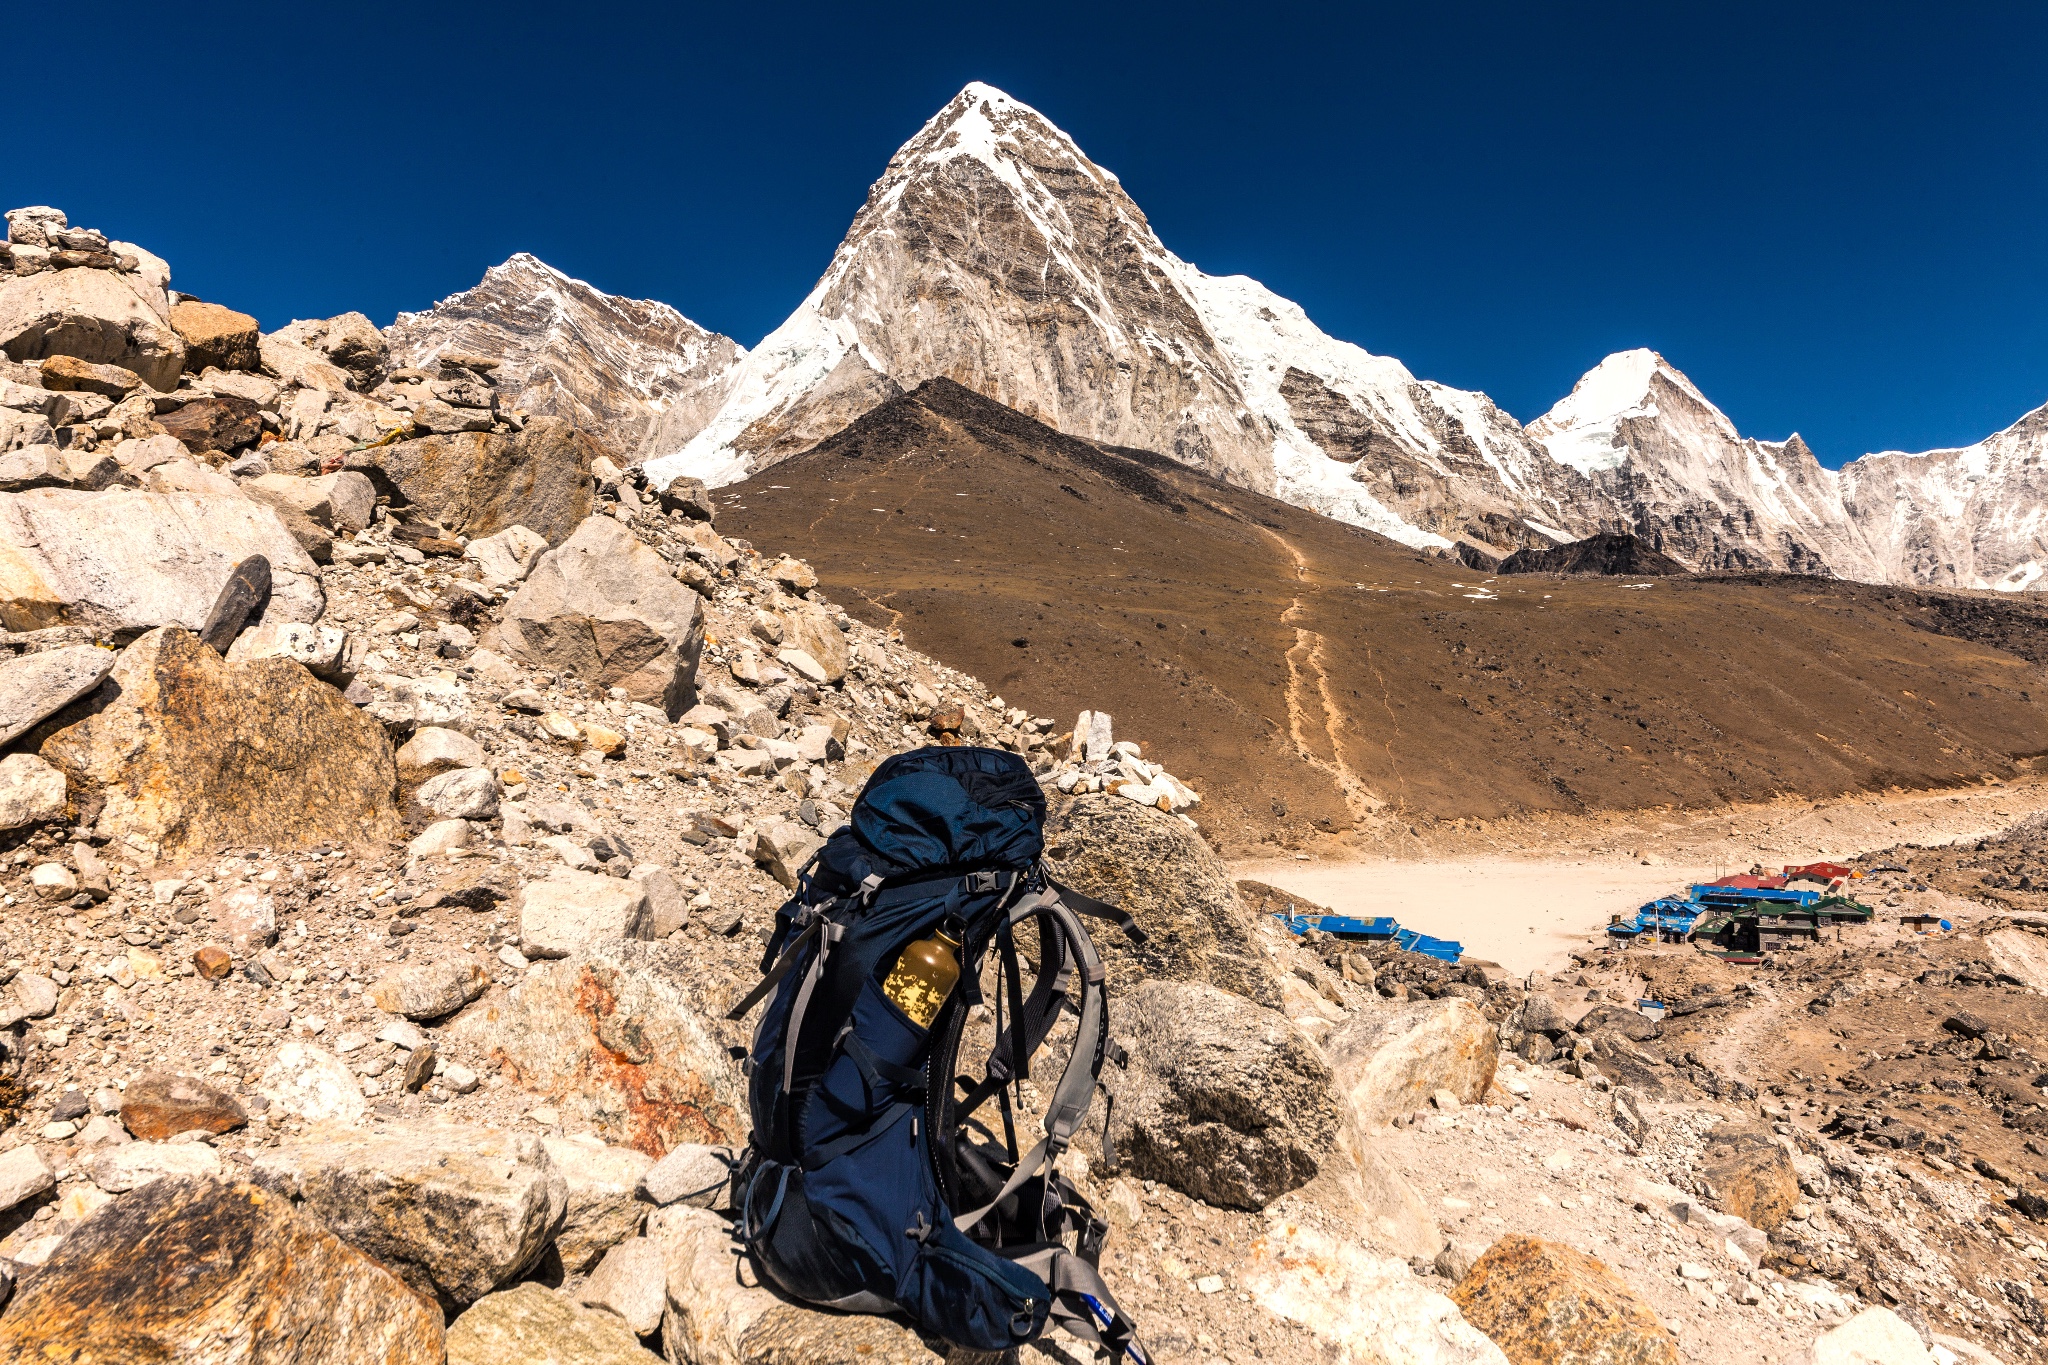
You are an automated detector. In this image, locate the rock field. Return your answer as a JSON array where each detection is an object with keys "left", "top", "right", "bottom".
[{"left": 0, "top": 203, "right": 2028, "bottom": 1365}]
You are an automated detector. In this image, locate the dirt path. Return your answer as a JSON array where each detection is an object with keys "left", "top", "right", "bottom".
[{"left": 1237, "top": 775, "right": 2048, "bottom": 974}]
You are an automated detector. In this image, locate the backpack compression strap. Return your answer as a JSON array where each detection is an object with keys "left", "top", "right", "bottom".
[
  {"left": 1008, "top": 1245, "right": 1151, "bottom": 1365},
  {"left": 952, "top": 888, "right": 1109, "bottom": 1231}
]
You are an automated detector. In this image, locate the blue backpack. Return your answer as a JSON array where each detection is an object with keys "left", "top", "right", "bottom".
[{"left": 725, "top": 746, "right": 1149, "bottom": 1362}]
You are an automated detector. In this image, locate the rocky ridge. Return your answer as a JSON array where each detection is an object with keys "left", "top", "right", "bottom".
[{"left": 384, "top": 254, "right": 746, "bottom": 468}]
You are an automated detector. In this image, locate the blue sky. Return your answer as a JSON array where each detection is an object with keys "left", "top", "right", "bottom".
[{"left": 7, "top": 2, "right": 2043, "bottom": 464}]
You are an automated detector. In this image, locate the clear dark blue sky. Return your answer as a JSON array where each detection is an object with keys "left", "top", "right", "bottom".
[{"left": 8, "top": 2, "right": 2044, "bottom": 463}]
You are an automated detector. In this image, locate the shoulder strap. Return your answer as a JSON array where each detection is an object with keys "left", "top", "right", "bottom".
[{"left": 951, "top": 887, "right": 1109, "bottom": 1231}]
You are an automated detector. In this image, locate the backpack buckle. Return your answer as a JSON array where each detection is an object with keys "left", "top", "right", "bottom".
[{"left": 967, "top": 869, "right": 1001, "bottom": 893}]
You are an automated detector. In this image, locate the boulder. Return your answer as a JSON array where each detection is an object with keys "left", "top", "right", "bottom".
[
  {"left": 0, "top": 1145, "right": 53, "bottom": 1212},
  {"left": 446, "top": 938, "right": 746, "bottom": 1155},
  {"left": 415, "top": 765, "right": 501, "bottom": 821},
  {"left": 196, "top": 365, "right": 281, "bottom": 409},
  {"left": 0, "top": 642, "right": 112, "bottom": 745},
  {"left": 0, "top": 266, "right": 185, "bottom": 390},
  {"left": 650, "top": 1205, "right": 947, "bottom": 1365},
  {"left": 157, "top": 393, "right": 263, "bottom": 454},
  {"left": 772, "top": 596, "right": 847, "bottom": 685},
  {"left": 37, "top": 353, "right": 143, "bottom": 399},
  {"left": 0, "top": 751, "right": 64, "bottom": 829},
  {"left": 487, "top": 515, "right": 704, "bottom": 718},
  {"left": 540, "top": 1133, "right": 656, "bottom": 1273},
  {"left": 253, "top": 1122, "right": 567, "bottom": 1305},
  {"left": 0, "top": 1176, "right": 443, "bottom": 1363},
  {"left": 1240, "top": 1218, "right": 1511, "bottom": 1365},
  {"left": 1450, "top": 1234, "right": 1678, "bottom": 1365},
  {"left": 396, "top": 725, "right": 486, "bottom": 784},
  {"left": 359, "top": 670, "right": 470, "bottom": 733},
  {"left": 362, "top": 417, "right": 595, "bottom": 545},
  {"left": 110, "top": 438, "right": 188, "bottom": 482},
  {"left": 90, "top": 1138, "right": 223, "bottom": 1192},
  {"left": 0, "top": 411, "right": 53, "bottom": 453},
  {"left": 255, "top": 1040, "right": 367, "bottom": 1125},
  {"left": 1700, "top": 1121, "right": 1800, "bottom": 1232},
  {"left": 448, "top": 1282, "right": 657, "bottom": 1365},
  {"left": 448, "top": 1285, "right": 655, "bottom": 1358},
  {"left": 270, "top": 313, "right": 388, "bottom": 391},
  {"left": 751, "top": 820, "right": 820, "bottom": 890},
  {"left": 42, "top": 627, "right": 400, "bottom": 860},
  {"left": 0, "top": 486, "right": 321, "bottom": 634},
  {"left": 1806, "top": 1307, "right": 1935, "bottom": 1365},
  {"left": 1045, "top": 793, "right": 1282, "bottom": 1007},
  {"left": 1327, "top": 999, "right": 1499, "bottom": 1131},
  {"left": 168, "top": 300, "right": 260, "bottom": 372},
  {"left": 518, "top": 869, "right": 655, "bottom": 959},
  {"left": 243, "top": 471, "right": 376, "bottom": 534},
  {"left": 367, "top": 957, "right": 490, "bottom": 1021},
  {"left": 1102, "top": 979, "right": 1339, "bottom": 1210},
  {"left": 657, "top": 475, "right": 715, "bottom": 520},
  {"left": 577, "top": 1237, "right": 667, "bottom": 1336},
  {"left": 464, "top": 523, "right": 549, "bottom": 587},
  {"left": 639, "top": 1143, "right": 735, "bottom": 1208},
  {"left": 118, "top": 1070, "right": 247, "bottom": 1139},
  {"left": 628, "top": 864, "right": 691, "bottom": 937},
  {"left": 0, "top": 443, "right": 118, "bottom": 492},
  {"left": 225, "top": 619, "right": 353, "bottom": 681},
  {"left": 260, "top": 333, "right": 355, "bottom": 392}
]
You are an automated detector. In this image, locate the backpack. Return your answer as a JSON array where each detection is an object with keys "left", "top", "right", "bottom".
[{"left": 724, "top": 745, "right": 1150, "bottom": 1362}]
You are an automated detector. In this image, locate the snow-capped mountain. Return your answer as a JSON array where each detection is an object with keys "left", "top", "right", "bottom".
[
  {"left": 645, "top": 83, "right": 1603, "bottom": 552},
  {"left": 369, "top": 86, "right": 2048, "bottom": 591},
  {"left": 1839, "top": 401, "right": 2048, "bottom": 592},
  {"left": 1527, "top": 349, "right": 1884, "bottom": 578},
  {"left": 384, "top": 253, "right": 744, "bottom": 462}
]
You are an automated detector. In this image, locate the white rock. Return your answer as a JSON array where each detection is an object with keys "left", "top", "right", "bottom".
[
  {"left": 540, "top": 1134, "right": 655, "bottom": 1273},
  {"left": 628, "top": 864, "right": 691, "bottom": 937},
  {"left": 0, "top": 644, "right": 114, "bottom": 746},
  {"left": 225, "top": 620, "right": 351, "bottom": 680},
  {"left": 90, "top": 1138, "right": 223, "bottom": 1192},
  {"left": 407, "top": 818, "right": 474, "bottom": 858},
  {"left": 1240, "top": 1218, "right": 1508, "bottom": 1363},
  {"left": 395, "top": 725, "right": 485, "bottom": 779},
  {"left": 517, "top": 869, "right": 654, "bottom": 959},
  {"left": 0, "top": 266, "right": 185, "bottom": 389},
  {"left": 256, "top": 1040, "right": 367, "bottom": 1125},
  {"left": 243, "top": 471, "right": 377, "bottom": 534},
  {"left": 0, "top": 1144, "right": 54, "bottom": 1211},
  {"left": 775, "top": 648, "right": 827, "bottom": 684},
  {"left": 30, "top": 862, "right": 76, "bottom": 899},
  {"left": 639, "top": 1143, "right": 735, "bottom": 1208},
  {"left": 414, "top": 766, "right": 500, "bottom": 820},
  {"left": 0, "top": 752, "right": 65, "bottom": 830},
  {"left": 464, "top": 524, "right": 550, "bottom": 587},
  {"left": 1805, "top": 1307, "right": 1935, "bottom": 1365},
  {"left": 576, "top": 1236, "right": 667, "bottom": 1336},
  {"left": 0, "top": 487, "right": 322, "bottom": 635},
  {"left": 376, "top": 1020, "right": 428, "bottom": 1051}
]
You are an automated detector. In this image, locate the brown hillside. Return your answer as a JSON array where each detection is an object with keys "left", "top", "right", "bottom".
[{"left": 717, "top": 379, "right": 2048, "bottom": 854}]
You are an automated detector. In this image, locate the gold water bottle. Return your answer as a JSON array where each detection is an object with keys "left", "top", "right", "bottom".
[{"left": 882, "top": 928, "right": 963, "bottom": 1028}]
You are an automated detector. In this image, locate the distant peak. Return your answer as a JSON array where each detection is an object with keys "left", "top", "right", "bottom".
[{"left": 1541, "top": 348, "right": 1712, "bottom": 432}]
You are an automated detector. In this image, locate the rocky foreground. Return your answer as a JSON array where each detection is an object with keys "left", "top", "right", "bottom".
[{"left": 0, "top": 202, "right": 2007, "bottom": 1365}]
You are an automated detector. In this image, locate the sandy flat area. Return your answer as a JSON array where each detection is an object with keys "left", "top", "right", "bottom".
[
  {"left": 1239, "top": 774, "right": 2048, "bottom": 976},
  {"left": 1233, "top": 855, "right": 1696, "bottom": 975}
]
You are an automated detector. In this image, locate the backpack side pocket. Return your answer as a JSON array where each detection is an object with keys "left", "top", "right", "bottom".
[{"left": 899, "top": 1222, "right": 1051, "bottom": 1351}]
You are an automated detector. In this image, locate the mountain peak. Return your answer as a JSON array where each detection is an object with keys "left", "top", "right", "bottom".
[{"left": 1529, "top": 349, "right": 1727, "bottom": 474}]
